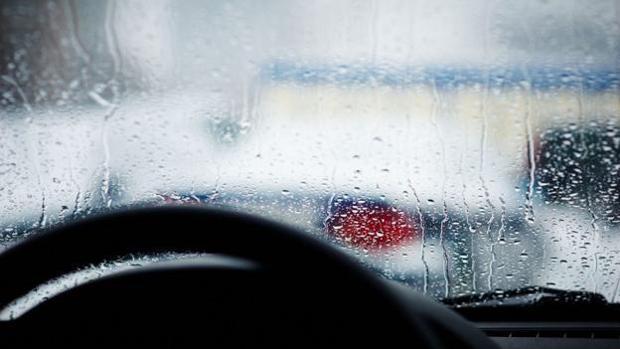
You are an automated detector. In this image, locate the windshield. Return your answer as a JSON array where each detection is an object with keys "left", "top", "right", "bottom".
[{"left": 0, "top": 0, "right": 619, "bottom": 303}]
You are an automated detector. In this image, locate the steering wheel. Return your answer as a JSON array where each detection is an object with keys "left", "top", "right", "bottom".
[{"left": 0, "top": 207, "right": 497, "bottom": 348}]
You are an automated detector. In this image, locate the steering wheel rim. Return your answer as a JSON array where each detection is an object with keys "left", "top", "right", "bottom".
[
  {"left": 0, "top": 206, "right": 497, "bottom": 348},
  {"left": 0, "top": 206, "right": 391, "bottom": 309}
]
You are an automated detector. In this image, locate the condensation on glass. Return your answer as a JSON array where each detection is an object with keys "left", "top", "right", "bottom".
[{"left": 0, "top": 0, "right": 619, "bottom": 301}]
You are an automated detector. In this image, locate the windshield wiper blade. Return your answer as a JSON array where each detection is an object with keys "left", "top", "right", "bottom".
[{"left": 442, "top": 286, "right": 608, "bottom": 308}]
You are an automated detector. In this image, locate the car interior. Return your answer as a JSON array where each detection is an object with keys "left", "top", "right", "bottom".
[{"left": 1, "top": 1, "right": 619, "bottom": 348}]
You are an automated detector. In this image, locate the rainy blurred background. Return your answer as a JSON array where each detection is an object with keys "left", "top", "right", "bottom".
[{"left": 0, "top": 0, "right": 619, "bottom": 300}]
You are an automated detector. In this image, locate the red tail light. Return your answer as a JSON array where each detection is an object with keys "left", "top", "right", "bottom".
[{"left": 326, "top": 203, "right": 419, "bottom": 251}]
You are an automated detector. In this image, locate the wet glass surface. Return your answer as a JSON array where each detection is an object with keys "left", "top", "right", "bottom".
[{"left": 0, "top": 0, "right": 619, "bottom": 301}]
